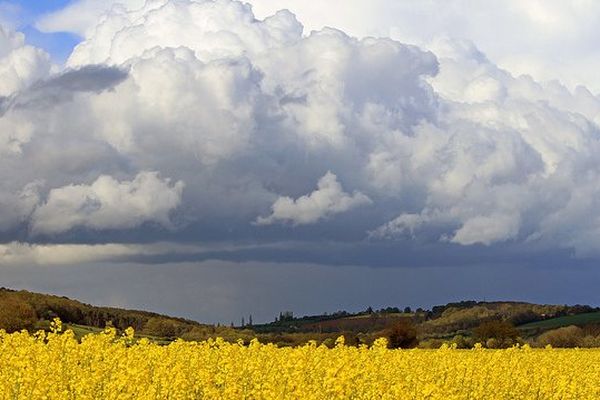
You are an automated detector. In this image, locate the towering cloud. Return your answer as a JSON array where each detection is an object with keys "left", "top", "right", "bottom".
[{"left": 1, "top": 0, "right": 600, "bottom": 264}]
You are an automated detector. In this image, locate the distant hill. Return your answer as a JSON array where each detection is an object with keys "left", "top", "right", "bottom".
[
  {"left": 2, "top": 288, "right": 599, "bottom": 347},
  {"left": 252, "top": 301, "right": 600, "bottom": 347},
  {"left": 0, "top": 288, "right": 248, "bottom": 342},
  {"left": 256, "top": 301, "right": 599, "bottom": 336},
  {"left": 419, "top": 301, "right": 597, "bottom": 338}
]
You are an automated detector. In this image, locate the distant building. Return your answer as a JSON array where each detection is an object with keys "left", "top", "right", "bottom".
[{"left": 279, "top": 311, "right": 294, "bottom": 321}]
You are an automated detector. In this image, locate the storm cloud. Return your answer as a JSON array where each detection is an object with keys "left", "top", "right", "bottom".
[{"left": 1, "top": 0, "right": 600, "bottom": 321}]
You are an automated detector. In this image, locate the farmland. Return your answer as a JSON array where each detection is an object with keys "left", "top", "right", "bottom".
[
  {"left": 1, "top": 324, "right": 599, "bottom": 400},
  {"left": 519, "top": 312, "right": 600, "bottom": 331}
]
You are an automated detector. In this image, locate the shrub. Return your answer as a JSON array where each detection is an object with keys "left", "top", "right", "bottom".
[
  {"left": 386, "top": 320, "right": 418, "bottom": 349},
  {"left": 0, "top": 297, "right": 38, "bottom": 332},
  {"left": 143, "top": 317, "right": 185, "bottom": 337},
  {"left": 451, "top": 334, "right": 475, "bottom": 349},
  {"left": 473, "top": 320, "right": 519, "bottom": 348},
  {"left": 537, "top": 326, "right": 584, "bottom": 348},
  {"left": 579, "top": 335, "right": 600, "bottom": 348}
]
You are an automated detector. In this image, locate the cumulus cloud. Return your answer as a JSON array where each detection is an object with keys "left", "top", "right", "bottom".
[
  {"left": 2, "top": 0, "right": 600, "bottom": 261},
  {"left": 245, "top": 0, "right": 600, "bottom": 93},
  {"left": 65, "top": 1, "right": 303, "bottom": 67},
  {"left": 0, "top": 25, "right": 51, "bottom": 97},
  {"left": 366, "top": 36, "right": 600, "bottom": 250},
  {"left": 256, "top": 172, "right": 371, "bottom": 225},
  {"left": 31, "top": 172, "right": 184, "bottom": 234}
]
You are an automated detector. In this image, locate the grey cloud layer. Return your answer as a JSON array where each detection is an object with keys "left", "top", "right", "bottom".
[{"left": 2, "top": 0, "right": 600, "bottom": 262}]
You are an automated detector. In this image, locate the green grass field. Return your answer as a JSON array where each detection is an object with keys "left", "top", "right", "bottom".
[
  {"left": 518, "top": 312, "right": 600, "bottom": 330},
  {"left": 65, "top": 323, "right": 104, "bottom": 338}
]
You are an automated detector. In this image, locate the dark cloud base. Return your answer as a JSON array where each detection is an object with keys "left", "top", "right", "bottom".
[{"left": 119, "top": 240, "right": 580, "bottom": 270}]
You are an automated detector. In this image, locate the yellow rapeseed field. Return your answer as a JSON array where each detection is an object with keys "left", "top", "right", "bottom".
[{"left": 1, "top": 320, "right": 599, "bottom": 400}]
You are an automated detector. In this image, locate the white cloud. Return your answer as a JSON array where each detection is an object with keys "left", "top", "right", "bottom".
[
  {"left": 450, "top": 213, "right": 521, "bottom": 246},
  {"left": 369, "top": 213, "right": 429, "bottom": 240},
  {"left": 89, "top": 47, "right": 264, "bottom": 164},
  {"left": 0, "top": 25, "right": 51, "bottom": 96},
  {"left": 31, "top": 172, "right": 184, "bottom": 234},
  {"left": 64, "top": 0, "right": 303, "bottom": 67},
  {"left": 256, "top": 171, "right": 371, "bottom": 225}
]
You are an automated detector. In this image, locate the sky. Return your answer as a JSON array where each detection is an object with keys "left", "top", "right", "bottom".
[{"left": 1, "top": 0, "right": 600, "bottom": 324}]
